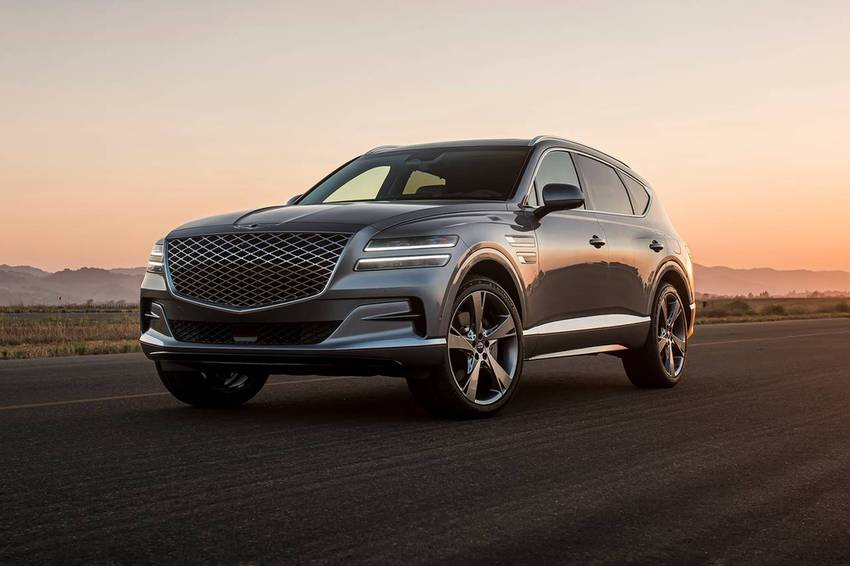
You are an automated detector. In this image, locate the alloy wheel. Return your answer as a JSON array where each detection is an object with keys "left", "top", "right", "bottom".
[
  {"left": 447, "top": 290, "right": 520, "bottom": 405},
  {"left": 656, "top": 291, "right": 687, "bottom": 378}
]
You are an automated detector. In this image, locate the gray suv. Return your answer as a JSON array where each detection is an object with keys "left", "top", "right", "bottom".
[{"left": 140, "top": 136, "right": 695, "bottom": 417}]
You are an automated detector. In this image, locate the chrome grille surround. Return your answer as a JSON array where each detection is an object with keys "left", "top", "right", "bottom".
[{"left": 165, "top": 232, "right": 351, "bottom": 311}]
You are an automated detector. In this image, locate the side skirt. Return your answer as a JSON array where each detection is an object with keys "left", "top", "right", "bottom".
[
  {"left": 522, "top": 314, "right": 650, "bottom": 359},
  {"left": 527, "top": 344, "right": 627, "bottom": 361}
]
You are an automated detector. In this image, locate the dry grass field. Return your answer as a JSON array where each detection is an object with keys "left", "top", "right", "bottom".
[
  {"left": 1, "top": 298, "right": 849, "bottom": 359},
  {"left": 0, "top": 305, "right": 139, "bottom": 359},
  {"left": 696, "top": 296, "right": 850, "bottom": 323}
]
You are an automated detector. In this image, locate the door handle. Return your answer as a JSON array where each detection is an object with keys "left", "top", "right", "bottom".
[
  {"left": 649, "top": 240, "right": 664, "bottom": 252},
  {"left": 589, "top": 235, "right": 606, "bottom": 248}
]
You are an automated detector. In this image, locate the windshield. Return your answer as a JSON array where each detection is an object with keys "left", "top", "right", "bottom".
[{"left": 298, "top": 147, "right": 530, "bottom": 205}]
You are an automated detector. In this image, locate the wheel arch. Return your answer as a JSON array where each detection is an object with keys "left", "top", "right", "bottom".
[
  {"left": 439, "top": 248, "right": 526, "bottom": 335},
  {"left": 650, "top": 261, "right": 694, "bottom": 329}
]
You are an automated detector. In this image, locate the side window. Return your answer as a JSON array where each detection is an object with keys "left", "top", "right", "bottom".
[
  {"left": 403, "top": 170, "right": 446, "bottom": 195},
  {"left": 574, "top": 155, "right": 633, "bottom": 215},
  {"left": 530, "top": 151, "right": 582, "bottom": 208},
  {"left": 323, "top": 166, "right": 390, "bottom": 203},
  {"left": 619, "top": 172, "right": 650, "bottom": 215}
]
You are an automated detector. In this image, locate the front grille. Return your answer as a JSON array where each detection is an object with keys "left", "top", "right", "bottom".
[
  {"left": 166, "top": 232, "right": 351, "bottom": 309},
  {"left": 171, "top": 320, "right": 341, "bottom": 345}
]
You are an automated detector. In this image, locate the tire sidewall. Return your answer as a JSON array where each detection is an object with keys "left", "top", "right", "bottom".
[{"left": 156, "top": 363, "right": 268, "bottom": 407}]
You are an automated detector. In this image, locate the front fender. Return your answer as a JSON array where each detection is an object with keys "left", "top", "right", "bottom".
[{"left": 437, "top": 246, "right": 528, "bottom": 335}]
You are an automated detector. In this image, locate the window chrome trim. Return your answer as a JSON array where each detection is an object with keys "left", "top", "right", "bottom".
[
  {"left": 529, "top": 135, "right": 631, "bottom": 169},
  {"left": 522, "top": 147, "right": 652, "bottom": 219},
  {"left": 524, "top": 314, "right": 650, "bottom": 336}
]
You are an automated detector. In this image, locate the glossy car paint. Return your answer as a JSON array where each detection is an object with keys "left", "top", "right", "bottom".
[{"left": 140, "top": 136, "right": 695, "bottom": 376}]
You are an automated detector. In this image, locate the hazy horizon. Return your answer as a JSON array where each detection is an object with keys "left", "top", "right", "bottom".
[
  {"left": 3, "top": 1, "right": 849, "bottom": 272},
  {"left": 5, "top": 261, "right": 850, "bottom": 276}
]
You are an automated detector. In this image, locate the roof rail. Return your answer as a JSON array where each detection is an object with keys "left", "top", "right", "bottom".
[
  {"left": 529, "top": 135, "right": 630, "bottom": 169},
  {"left": 365, "top": 145, "right": 401, "bottom": 155}
]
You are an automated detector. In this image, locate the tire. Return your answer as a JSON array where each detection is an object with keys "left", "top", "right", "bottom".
[
  {"left": 156, "top": 363, "right": 269, "bottom": 408},
  {"left": 406, "top": 277, "right": 524, "bottom": 418},
  {"left": 622, "top": 283, "right": 689, "bottom": 388}
]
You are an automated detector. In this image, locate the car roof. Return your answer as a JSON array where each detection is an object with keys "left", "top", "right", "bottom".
[{"left": 365, "top": 135, "right": 632, "bottom": 172}]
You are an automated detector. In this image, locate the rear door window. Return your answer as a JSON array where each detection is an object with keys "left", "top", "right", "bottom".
[{"left": 574, "top": 155, "right": 634, "bottom": 215}]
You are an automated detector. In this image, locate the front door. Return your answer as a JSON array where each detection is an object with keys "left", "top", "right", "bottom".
[
  {"left": 524, "top": 150, "right": 609, "bottom": 356},
  {"left": 573, "top": 153, "right": 649, "bottom": 317}
]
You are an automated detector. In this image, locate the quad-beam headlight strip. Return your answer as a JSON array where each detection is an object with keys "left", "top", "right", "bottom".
[
  {"left": 146, "top": 241, "right": 164, "bottom": 274},
  {"left": 356, "top": 235, "right": 458, "bottom": 271}
]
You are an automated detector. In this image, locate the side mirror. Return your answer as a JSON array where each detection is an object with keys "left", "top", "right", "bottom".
[
  {"left": 286, "top": 194, "right": 303, "bottom": 205},
  {"left": 534, "top": 184, "right": 584, "bottom": 218}
]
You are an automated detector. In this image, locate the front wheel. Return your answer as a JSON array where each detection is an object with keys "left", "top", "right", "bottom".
[
  {"left": 156, "top": 363, "right": 269, "bottom": 407},
  {"left": 622, "top": 283, "right": 689, "bottom": 388},
  {"left": 407, "top": 277, "right": 524, "bottom": 418}
]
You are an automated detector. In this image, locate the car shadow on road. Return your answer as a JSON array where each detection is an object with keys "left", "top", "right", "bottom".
[{"left": 142, "top": 369, "right": 637, "bottom": 427}]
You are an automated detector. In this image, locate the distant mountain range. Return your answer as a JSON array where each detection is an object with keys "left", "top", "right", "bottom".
[
  {"left": 0, "top": 265, "right": 146, "bottom": 305},
  {"left": 694, "top": 264, "right": 850, "bottom": 297},
  {"left": 1, "top": 263, "right": 848, "bottom": 305}
]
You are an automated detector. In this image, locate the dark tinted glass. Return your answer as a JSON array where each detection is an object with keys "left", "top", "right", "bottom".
[
  {"left": 619, "top": 172, "right": 650, "bottom": 214},
  {"left": 529, "top": 151, "right": 582, "bottom": 208},
  {"left": 300, "top": 147, "right": 530, "bottom": 204},
  {"left": 574, "top": 154, "right": 634, "bottom": 214}
]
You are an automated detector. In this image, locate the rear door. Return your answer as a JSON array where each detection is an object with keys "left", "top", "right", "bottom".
[
  {"left": 572, "top": 154, "right": 648, "bottom": 317},
  {"left": 618, "top": 171, "right": 669, "bottom": 313}
]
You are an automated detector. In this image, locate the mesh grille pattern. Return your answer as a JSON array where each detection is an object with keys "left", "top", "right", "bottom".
[
  {"left": 171, "top": 320, "right": 341, "bottom": 345},
  {"left": 166, "top": 232, "right": 350, "bottom": 309}
]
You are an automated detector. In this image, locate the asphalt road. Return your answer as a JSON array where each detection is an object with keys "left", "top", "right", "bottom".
[{"left": 2, "top": 318, "right": 850, "bottom": 565}]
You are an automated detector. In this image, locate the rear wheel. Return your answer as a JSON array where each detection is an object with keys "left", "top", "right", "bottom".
[
  {"left": 407, "top": 277, "right": 523, "bottom": 418},
  {"left": 622, "top": 283, "right": 688, "bottom": 388},
  {"left": 156, "top": 363, "right": 269, "bottom": 407}
]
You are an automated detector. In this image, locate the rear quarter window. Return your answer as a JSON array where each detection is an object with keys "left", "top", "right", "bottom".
[{"left": 619, "top": 172, "right": 650, "bottom": 215}]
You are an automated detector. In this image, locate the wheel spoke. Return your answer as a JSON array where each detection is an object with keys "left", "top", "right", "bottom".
[
  {"left": 464, "top": 360, "right": 482, "bottom": 401},
  {"left": 470, "top": 291, "right": 485, "bottom": 334},
  {"left": 671, "top": 333, "right": 686, "bottom": 354},
  {"left": 660, "top": 298, "right": 669, "bottom": 323},
  {"left": 486, "top": 315, "right": 516, "bottom": 341},
  {"left": 448, "top": 329, "right": 475, "bottom": 353},
  {"left": 656, "top": 333, "right": 668, "bottom": 352},
  {"left": 667, "top": 299, "right": 682, "bottom": 326},
  {"left": 487, "top": 357, "right": 512, "bottom": 392},
  {"left": 666, "top": 341, "right": 675, "bottom": 374}
]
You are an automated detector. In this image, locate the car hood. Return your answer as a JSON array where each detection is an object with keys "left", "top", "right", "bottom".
[{"left": 169, "top": 201, "right": 509, "bottom": 237}]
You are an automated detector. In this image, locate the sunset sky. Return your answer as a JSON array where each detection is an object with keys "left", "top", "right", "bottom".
[{"left": 2, "top": 1, "right": 849, "bottom": 272}]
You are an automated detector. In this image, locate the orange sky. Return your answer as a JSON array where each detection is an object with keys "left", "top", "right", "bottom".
[{"left": 2, "top": 1, "right": 849, "bottom": 272}]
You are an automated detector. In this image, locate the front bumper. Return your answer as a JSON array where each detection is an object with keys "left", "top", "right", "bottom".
[{"left": 140, "top": 279, "right": 446, "bottom": 376}]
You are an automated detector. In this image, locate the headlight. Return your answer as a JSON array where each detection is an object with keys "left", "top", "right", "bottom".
[
  {"left": 355, "top": 254, "right": 451, "bottom": 271},
  {"left": 147, "top": 241, "right": 164, "bottom": 274},
  {"left": 364, "top": 235, "right": 458, "bottom": 252}
]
